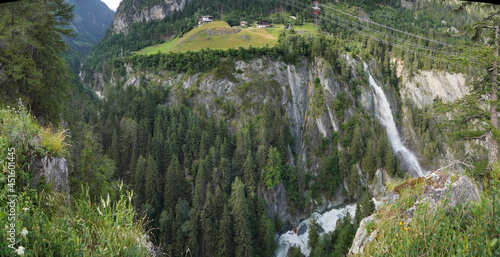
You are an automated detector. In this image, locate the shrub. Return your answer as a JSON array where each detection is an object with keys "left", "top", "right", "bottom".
[{"left": 40, "top": 127, "right": 70, "bottom": 157}]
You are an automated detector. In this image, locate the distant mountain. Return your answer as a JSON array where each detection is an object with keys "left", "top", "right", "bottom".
[
  {"left": 66, "top": 0, "right": 114, "bottom": 56},
  {"left": 111, "top": 0, "right": 190, "bottom": 35}
]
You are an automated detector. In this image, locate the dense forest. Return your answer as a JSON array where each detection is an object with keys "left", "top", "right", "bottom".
[{"left": 2, "top": 0, "right": 500, "bottom": 256}]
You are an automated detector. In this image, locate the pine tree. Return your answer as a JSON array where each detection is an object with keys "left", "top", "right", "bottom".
[
  {"left": 242, "top": 152, "right": 257, "bottom": 194},
  {"left": 308, "top": 216, "right": 320, "bottom": 251},
  {"left": 159, "top": 209, "right": 174, "bottom": 250},
  {"left": 164, "top": 155, "right": 186, "bottom": 210},
  {"left": 145, "top": 155, "right": 161, "bottom": 211},
  {"left": 79, "top": 132, "right": 114, "bottom": 201},
  {"left": 217, "top": 204, "right": 234, "bottom": 257},
  {"left": 257, "top": 213, "right": 277, "bottom": 257},
  {"left": 362, "top": 139, "right": 377, "bottom": 179},
  {"left": 433, "top": 2, "right": 500, "bottom": 165},
  {"left": 230, "top": 177, "right": 253, "bottom": 257},
  {"left": 0, "top": 0, "right": 75, "bottom": 122},
  {"left": 201, "top": 189, "right": 217, "bottom": 256},
  {"left": 351, "top": 124, "right": 364, "bottom": 162},
  {"left": 385, "top": 145, "right": 396, "bottom": 176},
  {"left": 263, "top": 146, "right": 282, "bottom": 190},
  {"left": 133, "top": 155, "right": 147, "bottom": 206},
  {"left": 377, "top": 132, "right": 388, "bottom": 168}
]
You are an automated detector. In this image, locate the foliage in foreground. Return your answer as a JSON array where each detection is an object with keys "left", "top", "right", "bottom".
[
  {"left": 363, "top": 169, "right": 500, "bottom": 256},
  {"left": 0, "top": 105, "right": 150, "bottom": 256}
]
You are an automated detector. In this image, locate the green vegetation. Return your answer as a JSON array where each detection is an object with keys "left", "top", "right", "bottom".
[
  {"left": 432, "top": 2, "right": 500, "bottom": 165},
  {"left": 2, "top": 0, "right": 496, "bottom": 256},
  {"left": 137, "top": 21, "right": 278, "bottom": 54},
  {"left": 363, "top": 169, "right": 500, "bottom": 256},
  {"left": 0, "top": 105, "right": 150, "bottom": 256},
  {"left": 136, "top": 20, "right": 320, "bottom": 55},
  {"left": 0, "top": 0, "right": 74, "bottom": 123},
  {"left": 93, "top": 82, "right": 292, "bottom": 256},
  {"left": 65, "top": 0, "right": 114, "bottom": 57}
]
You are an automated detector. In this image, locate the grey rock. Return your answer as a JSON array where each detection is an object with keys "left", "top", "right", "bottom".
[
  {"left": 297, "top": 223, "right": 307, "bottom": 236},
  {"left": 259, "top": 181, "right": 289, "bottom": 222},
  {"left": 31, "top": 156, "right": 70, "bottom": 198},
  {"left": 351, "top": 172, "right": 480, "bottom": 255},
  {"left": 348, "top": 213, "right": 377, "bottom": 255},
  {"left": 369, "top": 169, "right": 393, "bottom": 199}
]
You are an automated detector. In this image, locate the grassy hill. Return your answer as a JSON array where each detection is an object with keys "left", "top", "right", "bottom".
[{"left": 136, "top": 20, "right": 318, "bottom": 55}]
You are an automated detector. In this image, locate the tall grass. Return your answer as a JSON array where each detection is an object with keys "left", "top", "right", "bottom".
[
  {"left": 0, "top": 102, "right": 69, "bottom": 158},
  {"left": 0, "top": 105, "right": 152, "bottom": 256},
  {"left": 363, "top": 170, "right": 500, "bottom": 256},
  {"left": 40, "top": 127, "right": 69, "bottom": 157}
]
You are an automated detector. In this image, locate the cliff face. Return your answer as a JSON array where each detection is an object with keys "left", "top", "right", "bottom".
[
  {"left": 395, "top": 59, "right": 468, "bottom": 108},
  {"left": 112, "top": 0, "right": 189, "bottom": 35}
]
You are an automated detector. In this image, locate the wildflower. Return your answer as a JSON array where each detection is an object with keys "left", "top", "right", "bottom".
[
  {"left": 396, "top": 233, "right": 398, "bottom": 237},
  {"left": 21, "top": 228, "right": 28, "bottom": 236},
  {"left": 399, "top": 222, "right": 402, "bottom": 226},
  {"left": 390, "top": 243, "right": 393, "bottom": 246},
  {"left": 16, "top": 246, "right": 25, "bottom": 255},
  {"left": 404, "top": 227, "right": 408, "bottom": 231},
  {"left": 23, "top": 207, "right": 29, "bottom": 211}
]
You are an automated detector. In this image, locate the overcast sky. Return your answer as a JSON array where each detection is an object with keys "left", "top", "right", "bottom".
[{"left": 101, "top": 0, "right": 122, "bottom": 11}]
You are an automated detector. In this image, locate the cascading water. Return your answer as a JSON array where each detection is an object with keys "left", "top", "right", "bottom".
[
  {"left": 274, "top": 204, "right": 356, "bottom": 257},
  {"left": 363, "top": 63, "right": 425, "bottom": 177}
]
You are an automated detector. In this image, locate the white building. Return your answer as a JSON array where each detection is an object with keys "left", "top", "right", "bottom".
[{"left": 198, "top": 16, "right": 213, "bottom": 26}]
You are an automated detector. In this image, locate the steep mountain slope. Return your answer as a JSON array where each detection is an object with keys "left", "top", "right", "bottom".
[
  {"left": 66, "top": 0, "right": 114, "bottom": 56},
  {"left": 112, "top": 0, "right": 189, "bottom": 34}
]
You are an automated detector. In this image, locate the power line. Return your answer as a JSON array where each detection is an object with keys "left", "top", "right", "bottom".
[
  {"left": 276, "top": 0, "right": 479, "bottom": 73},
  {"left": 315, "top": 1, "right": 453, "bottom": 47},
  {"left": 279, "top": 0, "right": 442, "bottom": 58},
  {"left": 285, "top": 0, "right": 454, "bottom": 55}
]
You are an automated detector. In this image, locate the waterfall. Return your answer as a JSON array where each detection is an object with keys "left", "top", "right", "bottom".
[{"left": 364, "top": 63, "right": 425, "bottom": 177}]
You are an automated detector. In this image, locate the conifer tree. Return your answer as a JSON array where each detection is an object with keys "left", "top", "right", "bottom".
[
  {"left": 145, "top": 155, "right": 161, "bottom": 211},
  {"left": 385, "top": 145, "right": 396, "bottom": 176},
  {"left": 351, "top": 124, "right": 364, "bottom": 161},
  {"left": 230, "top": 177, "right": 253, "bottom": 257},
  {"left": 362, "top": 139, "right": 377, "bottom": 179},
  {"left": 164, "top": 155, "right": 185, "bottom": 210},
  {"left": 201, "top": 189, "right": 217, "bottom": 256},
  {"left": 217, "top": 204, "right": 234, "bottom": 257},
  {"left": 243, "top": 152, "right": 257, "bottom": 194},
  {"left": 257, "top": 213, "right": 277, "bottom": 257},
  {"left": 263, "top": 146, "right": 282, "bottom": 190},
  {"left": 0, "top": 0, "right": 75, "bottom": 122},
  {"left": 133, "top": 155, "right": 147, "bottom": 205},
  {"left": 308, "top": 216, "right": 320, "bottom": 251},
  {"left": 434, "top": 2, "right": 500, "bottom": 165}
]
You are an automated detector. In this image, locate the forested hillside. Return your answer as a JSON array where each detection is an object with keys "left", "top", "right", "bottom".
[
  {"left": 65, "top": 0, "right": 114, "bottom": 57},
  {"left": 1, "top": 0, "right": 499, "bottom": 256}
]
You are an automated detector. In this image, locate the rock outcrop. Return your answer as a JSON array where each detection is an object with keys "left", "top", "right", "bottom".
[
  {"left": 349, "top": 213, "right": 378, "bottom": 255},
  {"left": 349, "top": 172, "right": 480, "bottom": 255},
  {"left": 368, "top": 169, "right": 393, "bottom": 199},
  {"left": 31, "top": 156, "right": 70, "bottom": 198},
  {"left": 395, "top": 59, "right": 468, "bottom": 108}
]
